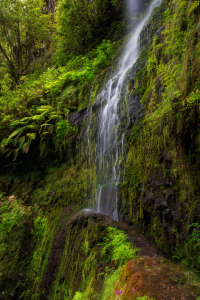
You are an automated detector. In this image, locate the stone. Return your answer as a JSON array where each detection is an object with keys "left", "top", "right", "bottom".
[
  {"left": 154, "top": 200, "right": 168, "bottom": 211},
  {"left": 128, "top": 94, "right": 144, "bottom": 126},
  {"left": 156, "top": 26, "right": 165, "bottom": 36},
  {"left": 92, "top": 100, "right": 101, "bottom": 112},
  {"left": 68, "top": 107, "right": 88, "bottom": 125}
]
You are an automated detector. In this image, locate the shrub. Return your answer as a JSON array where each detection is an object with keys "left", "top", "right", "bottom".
[{"left": 100, "top": 226, "right": 140, "bottom": 264}]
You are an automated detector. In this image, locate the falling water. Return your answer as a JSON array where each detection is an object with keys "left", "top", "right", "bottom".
[{"left": 92, "top": 0, "right": 162, "bottom": 220}]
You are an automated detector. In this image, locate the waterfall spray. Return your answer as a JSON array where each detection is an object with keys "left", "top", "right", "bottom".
[{"left": 90, "top": 0, "right": 162, "bottom": 221}]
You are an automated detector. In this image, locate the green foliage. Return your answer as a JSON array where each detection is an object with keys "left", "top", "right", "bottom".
[
  {"left": 0, "top": 198, "right": 31, "bottom": 286},
  {"left": 0, "top": 202, "right": 26, "bottom": 241},
  {"left": 181, "top": 89, "right": 200, "bottom": 111},
  {"left": 49, "top": 40, "right": 115, "bottom": 93},
  {"left": 184, "top": 223, "right": 200, "bottom": 270},
  {"left": 179, "top": 0, "right": 200, "bottom": 16},
  {"left": 100, "top": 266, "right": 122, "bottom": 300},
  {"left": 0, "top": 0, "right": 51, "bottom": 84},
  {"left": 33, "top": 216, "right": 48, "bottom": 241},
  {"left": 56, "top": 119, "right": 70, "bottom": 140},
  {"left": 72, "top": 292, "right": 84, "bottom": 300},
  {"left": 100, "top": 227, "right": 140, "bottom": 264},
  {"left": 157, "top": 62, "right": 181, "bottom": 91},
  {"left": 0, "top": 39, "right": 115, "bottom": 162},
  {"left": 27, "top": 209, "right": 61, "bottom": 298},
  {"left": 0, "top": 105, "right": 70, "bottom": 159},
  {"left": 55, "top": 0, "right": 122, "bottom": 60}
]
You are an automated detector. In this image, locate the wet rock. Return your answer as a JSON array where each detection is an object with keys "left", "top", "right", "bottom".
[
  {"left": 154, "top": 199, "right": 168, "bottom": 211},
  {"left": 128, "top": 94, "right": 144, "bottom": 126},
  {"left": 184, "top": 212, "right": 189, "bottom": 222},
  {"left": 155, "top": 77, "right": 164, "bottom": 101},
  {"left": 156, "top": 25, "right": 165, "bottom": 36},
  {"left": 161, "top": 223, "right": 169, "bottom": 229},
  {"left": 166, "top": 189, "right": 175, "bottom": 205},
  {"left": 162, "top": 208, "right": 172, "bottom": 222},
  {"left": 68, "top": 107, "right": 88, "bottom": 125},
  {"left": 142, "top": 190, "right": 153, "bottom": 209},
  {"left": 113, "top": 256, "right": 197, "bottom": 300},
  {"left": 196, "top": 204, "right": 200, "bottom": 215},
  {"left": 112, "top": 76, "right": 119, "bottom": 90},
  {"left": 92, "top": 100, "right": 101, "bottom": 112}
]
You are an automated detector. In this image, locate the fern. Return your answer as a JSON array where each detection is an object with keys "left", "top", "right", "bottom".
[
  {"left": 18, "top": 136, "right": 26, "bottom": 150},
  {"left": 26, "top": 133, "right": 36, "bottom": 140},
  {"left": 179, "top": 0, "right": 200, "bottom": 15},
  {"left": 157, "top": 63, "right": 181, "bottom": 91},
  {"left": 188, "top": 0, "right": 200, "bottom": 15},
  {"left": 8, "top": 126, "right": 27, "bottom": 140},
  {"left": 100, "top": 227, "right": 140, "bottom": 264}
]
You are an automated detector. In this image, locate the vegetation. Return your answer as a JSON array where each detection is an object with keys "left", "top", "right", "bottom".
[
  {"left": 100, "top": 227, "right": 140, "bottom": 264},
  {"left": 55, "top": 0, "right": 122, "bottom": 61},
  {"left": 0, "top": 0, "right": 51, "bottom": 84},
  {"left": 1, "top": 0, "right": 200, "bottom": 298}
]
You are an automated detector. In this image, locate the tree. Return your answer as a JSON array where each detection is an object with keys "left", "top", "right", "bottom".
[
  {"left": 0, "top": 0, "right": 51, "bottom": 84},
  {"left": 55, "top": 0, "right": 123, "bottom": 62}
]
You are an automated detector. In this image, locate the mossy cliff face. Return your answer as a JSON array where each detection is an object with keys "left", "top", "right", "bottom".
[
  {"left": 117, "top": 0, "right": 200, "bottom": 261},
  {"left": 0, "top": 199, "right": 198, "bottom": 300},
  {"left": 72, "top": 0, "right": 200, "bottom": 264}
]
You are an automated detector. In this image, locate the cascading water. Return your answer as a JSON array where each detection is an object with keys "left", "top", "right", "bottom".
[{"left": 91, "top": 0, "right": 162, "bottom": 221}]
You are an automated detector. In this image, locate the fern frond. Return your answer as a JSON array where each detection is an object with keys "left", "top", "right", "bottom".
[
  {"left": 48, "top": 115, "right": 60, "bottom": 121},
  {"left": 188, "top": 0, "right": 200, "bottom": 15},
  {"left": 8, "top": 126, "right": 27, "bottom": 140},
  {"left": 37, "top": 106, "right": 53, "bottom": 114},
  {"left": 13, "top": 150, "right": 19, "bottom": 161},
  {"left": 31, "top": 115, "right": 44, "bottom": 121},
  {"left": 19, "top": 117, "right": 33, "bottom": 122},
  {"left": 179, "top": 0, "right": 187, "bottom": 10},
  {"left": 13, "top": 137, "right": 19, "bottom": 147},
  {"left": 27, "top": 125, "right": 38, "bottom": 130},
  {"left": 5, "top": 150, "right": 12, "bottom": 158},
  {"left": 26, "top": 133, "right": 36, "bottom": 140},
  {"left": 18, "top": 136, "right": 26, "bottom": 150},
  {"left": 39, "top": 124, "right": 51, "bottom": 127}
]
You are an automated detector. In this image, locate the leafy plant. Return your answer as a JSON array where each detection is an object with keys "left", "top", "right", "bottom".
[
  {"left": 55, "top": 0, "right": 121, "bottom": 60},
  {"left": 179, "top": 0, "right": 200, "bottom": 16},
  {"left": 157, "top": 63, "right": 181, "bottom": 91},
  {"left": 72, "top": 291, "right": 84, "bottom": 300},
  {"left": 0, "top": 199, "right": 31, "bottom": 284},
  {"left": 0, "top": 0, "right": 51, "bottom": 84},
  {"left": 33, "top": 216, "right": 48, "bottom": 241},
  {"left": 0, "top": 105, "right": 71, "bottom": 159},
  {"left": 184, "top": 223, "right": 200, "bottom": 270},
  {"left": 100, "top": 227, "right": 140, "bottom": 264}
]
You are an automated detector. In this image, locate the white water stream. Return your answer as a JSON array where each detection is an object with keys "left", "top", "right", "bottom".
[{"left": 91, "top": 0, "right": 162, "bottom": 221}]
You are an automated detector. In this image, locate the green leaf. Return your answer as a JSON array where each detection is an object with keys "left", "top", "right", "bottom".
[{"left": 8, "top": 126, "right": 27, "bottom": 140}]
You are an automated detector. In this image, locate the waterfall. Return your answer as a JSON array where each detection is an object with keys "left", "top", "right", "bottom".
[{"left": 91, "top": 0, "right": 163, "bottom": 221}]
